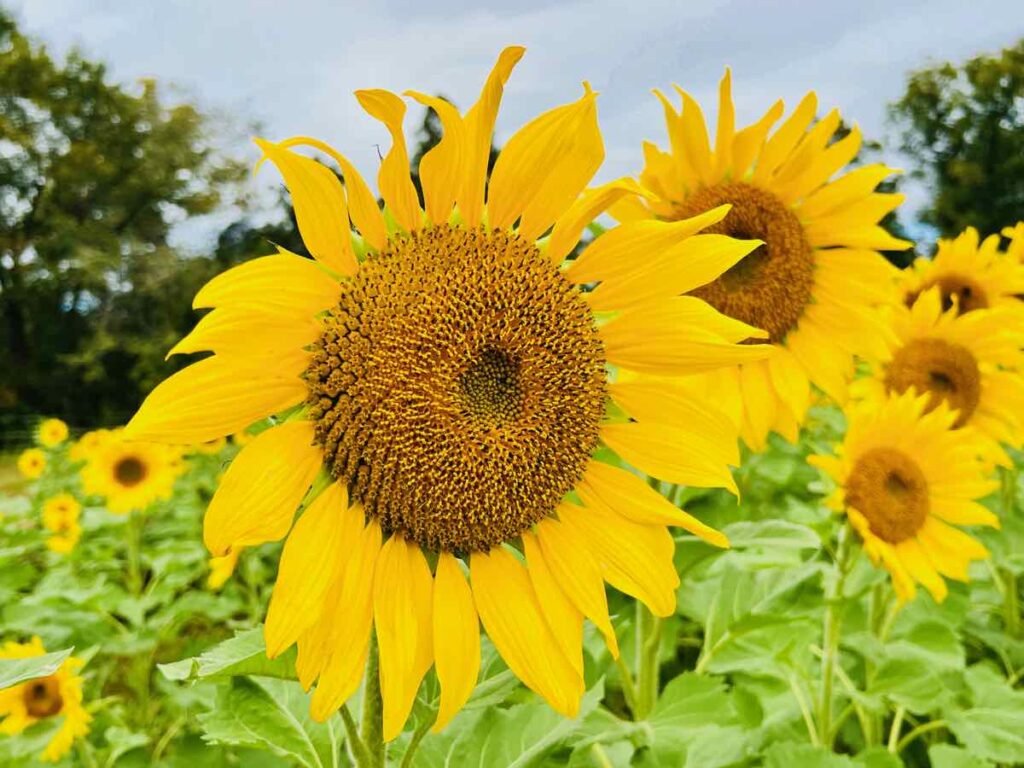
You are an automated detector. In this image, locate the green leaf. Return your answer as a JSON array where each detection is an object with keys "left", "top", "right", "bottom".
[
  {"left": 944, "top": 664, "right": 1024, "bottom": 763},
  {"left": 855, "top": 747, "right": 904, "bottom": 768},
  {"left": 158, "top": 626, "right": 297, "bottom": 683},
  {"left": 0, "top": 647, "right": 72, "bottom": 690},
  {"left": 868, "top": 652, "right": 946, "bottom": 714},
  {"left": 764, "top": 742, "right": 858, "bottom": 768},
  {"left": 927, "top": 744, "right": 993, "bottom": 768},
  {"left": 198, "top": 676, "right": 342, "bottom": 768},
  {"left": 722, "top": 520, "right": 822, "bottom": 551}
]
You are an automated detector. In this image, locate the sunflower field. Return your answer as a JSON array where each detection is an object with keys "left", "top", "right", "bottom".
[{"left": 3, "top": 24, "right": 1024, "bottom": 768}]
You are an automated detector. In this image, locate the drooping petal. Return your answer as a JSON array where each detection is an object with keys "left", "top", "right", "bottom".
[
  {"left": 712, "top": 69, "right": 735, "bottom": 178},
  {"left": 125, "top": 355, "right": 307, "bottom": 444},
  {"left": 431, "top": 553, "right": 480, "bottom": 732},
  {"left": 193, "top": 251, "right": 340, "bottom": 315},
  {"left": 471, "top": 547, "right": 582, "bottom": 717},
  {"left": 546, "top": 178, "right": 648, "bottom": 264},
  {"left": 203, "top": 421, "right": 321, "bottom": 556},
  {"left": 264, "top": 482, "right": 349, "bottom": 657},
  {"left": 522, "top": 533, "right": 584, "bottom": 677},
  {"left": 355, "top": 89, "right": 422, "bottom": 232},
  {"left": 405, "top": 92, "right": 467, "bottom": 226}
]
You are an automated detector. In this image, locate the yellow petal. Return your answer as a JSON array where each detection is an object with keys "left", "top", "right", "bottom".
[
  {"left": 731, "top": 100, "right": 784, "bottom": 179},
  {"left": 264, "top": 483, "right": 350, "bottom": 658},
  {"left": 672, "top": 86, "right": 713, "bottom": 184},
  {"left": 557, "top": 501, "right": 679, "bottom": 617},
  {"left": 754, "top": 91, "right": 817, "bottom": 182},
  {"left": 929, "top": 498, "right": 999, "bottom": 528},
  {"left": 713, "top": 69, "right": 735, "bottom": 178},
  {"left": 739, "top": 361, "right": 777, "bottom": 451},
  {"left": 255, "top": 139, "right": 358, "bottom": 276},
  {"left": 522, "top": 532, "right": 584, "bottom": 677},
  {"left": 800, "top": 164, "right": 899, "bottom": 219},
  {"left": 488, "top": 84, "right": 602, "bottom": 238},
  {"left": 897, "top": 539, "right": 948, "bottom": 603},
  {"left": 458, "top": 46, "right": 525, "bottom": 228},
  {"left": 576, "top": 458, "right": 729, "bottom": 547},
  {"left": 193, "top": 251, "right": 340, "bottom": 314},
  {"left": 167, "top": 306, "right": 321, "bottom": 360},
  {"left": 471, "top": 547, "right": 582, "bottom": 717},
  {"left": 405, "top": 92, "right": 466, "bottom": 226},
  {"left": 600, "top": 421, "right": 739, "bottom": 494},
  {"left": 203, "top": 421, "right": 322, "bottom": 556},
  {"left": 547, "top": 178, "right": 648, "bottom": 264},
  {"left": 125, "top": 355, "right": 307, "bottom": 444},
  {"left": 535, "top": 518, "right": 618, "bottom": 657},
  {"left": 309, "top": 515, "right": 381, "bottom": 719},
  {"left": 431, "top": 553, "right": 480, "bottom": 732},
  {"left": 374, "top": 536, "right": 433, "bottom": 741},
  {"left": 775, "top": 124, "right": 862, "bottom": 203},
  {"left": 355, "top": 89, "right": 422, "bottom": 232}
]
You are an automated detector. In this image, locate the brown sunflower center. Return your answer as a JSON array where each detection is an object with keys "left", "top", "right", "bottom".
[
  {"left": 306, "top": 225, "right": 606, "bottom": 553},
  {"left": 846, "top": 447, "right": 929, "bottom": 543},
  {"left": 907, "top": 273, "right": 989, "bottom": 314},
  {"left": 884, "top": 338, "right": 981, "bottom": 428},
  {"left": 23, "top": 676, "right": 63, "bottom": 718},
  {"left": 676, "top": 182, "right": 815, "bottom": 343},
  {"left": 113, "top": 456, "right": 147, "bottom": 487}
]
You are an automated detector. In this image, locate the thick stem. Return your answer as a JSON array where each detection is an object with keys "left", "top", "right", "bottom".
[
  {"left": 399, "top": 720, "right": 431, "bottom": 768},
  {"left": 818, "top": 525, "right": 854, "bottom": 749},
  {"left": 360, "top": 634, "right": 385, "bottom": 768},
  {"left": 1003, "top": 567, "right": 1021, "bottom": 639},
  {"left": 340, "top": 705, "right": 370, "bottom": 767},
  {"left": 632, "top": 602, "right": 661, "bottom": 720},
  {"left": 886, "top": 706, "right": 905, "bottom": 752}
]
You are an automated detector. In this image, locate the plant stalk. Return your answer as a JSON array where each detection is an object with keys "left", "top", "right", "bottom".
[
  {"left": 818, "top": 524, "right": 853, "bottom": 748},
  {"left": 360, "top": 634, "right": 385, "bottom": 768}
]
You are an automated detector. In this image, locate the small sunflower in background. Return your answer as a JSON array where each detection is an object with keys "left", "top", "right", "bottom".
[
  {"left": 207, "top": 546, "right": 243, "bottom": 590},
  {"left": 41, "top": 494, "right": 82, "bottom": 554},
  {"left": 80, "top": 430, "right": 183, "bottom": 514},
  {"left": 17, "top": 449, "right": 46, "bottom": 480},
  {"left": 853, "top": 288, "right": 1024, "bottom": 459},
  {"left": 0, "top": 638, "right": 91, "bottom": 762},
  {"left": 126, "top": 47, "right": 770, "bottom": 737},
  {"left": 69, "top": 429, "right": 113, "bottom": 464},
  {"left": 36, "top": 419, "right": 68, "bottom": 448},
  {"left": 811, "top": 391, "right": 999, "bottom": 602},
  {"left": 616, "top": 70, "right": 909, "bottom": 449},
  {"left": 901, "top": 226, "right": 1024, "bottom": 315}
]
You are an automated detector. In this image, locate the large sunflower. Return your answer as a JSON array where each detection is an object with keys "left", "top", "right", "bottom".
[
  {"left": 901, "top": 226, "right": 1024, "bottom": 314},
  {"left": 0, "top": 638, "right": 91, "bottom": 762},
  {"left": 126, "top": 48, "right": 771, "bottom": 737},
  {"left": 616, "top": 70, "right": 910, "bottom": 449},
  {"left": 80, "top": 430, "right": 183, "bottom": 514},
  {"left": 852, "top": 288, "right": 1024, "bottom": 457},
  {"left": 811, "top": 392, "right": 998, "bottom": 602}
]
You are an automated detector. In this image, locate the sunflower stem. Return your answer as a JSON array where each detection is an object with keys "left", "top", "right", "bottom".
[
  {"left": 633, "top": 601, "right": 661, "bottom": 720},
  {"left": 360, "top": 633, "right": 386, "bottom": 768},
  {"left": 125, "top": 510, "right": 143, "bottom": 596},
  {"left": 818, "top": 523, "right": 853, "bottom": 749},
  {"left": 340, "top": 705, "right": 370, "bottom": 767}
]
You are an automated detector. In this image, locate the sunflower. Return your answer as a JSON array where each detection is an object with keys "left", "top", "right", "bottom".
[
  {"left": 36, "top": 418, "right": 68, "bottom": 448},
  {"left": 41, "top": 494, "right": 82, "bottom": 555},
  {"left": 80, "top": 430, "right": 183, "bottom": 514},
  {"left": 126, "top": 47, "right": 771, "bottom": 737},
  {"left": 1003, "top": 222, "right": 1024, "bottom": 263},
  {"left": 811, "top": 391, "right": 999, "bottom": 602},
  {"left": 852, "top": 288, "right": 1024, "bottom": 458},
  {"left": 17, "top": 449, "right": 45, "bottom": 480},
  {"left": 615, "top": 70, "right": 910, "bottom": 449},
  {"left": 0, "top": 638, "right": 91, "bottom": 762},
  {"left": 207, "top": 546, "right": 243, "bottom": 590},
  {"left": 69, "top": 428, "right": 113, "bottom": 463},
  {"left": 901, "top": 227, "right": 1024, "bottom": 315}
]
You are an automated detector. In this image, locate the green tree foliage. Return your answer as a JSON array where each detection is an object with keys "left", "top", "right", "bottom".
[
  {"left": 890, "top": 38, "right": 1024, "bottom": 239},
  {"left": 0, "top": 10, "right": 298, "bottom": 430}
]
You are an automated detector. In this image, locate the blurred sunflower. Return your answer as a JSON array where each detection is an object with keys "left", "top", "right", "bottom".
[
  {"left": 811, "top": 392, "right": 998, "bottom": 602},
  {"left": 853, "top": 288, "right": 1024, "bottom": 457},
  {"left": 207, "top": 546, "right": 242, "bottom": 590},
  {"left": 69, "top": 429, "right": 113, "bottom": 463},
  {"left": 1003, "top": 221, "right": 1024, "bottom": 262},
  {"left": 0, "top": 638, "right": 91, "bottom": 762},
  {"left": 41, "top": 494, "right": 82, "bottom": 554},
  {"left": 36, "top": 419, "right": 68, "bottom": 448},
  {"left": 901, "top": 227, "right": 1024, "bottom": 314},
  {"left": 17, "top": 449, "right": 45, "bottom": 480},
  {"left": 615, "top": 70, "right": 910, "bottom": 449},
  {"left": 126, "top": 47, "right": 771, "bottom": 737},
  {"left": 81, "top": 430, "right": 183, "bottom": 514}
]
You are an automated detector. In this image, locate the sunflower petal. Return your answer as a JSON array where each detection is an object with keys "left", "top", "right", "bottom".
[
  {"left": 547, "top": 178, "right": 648, "bottom": 264},
  {"left": 405, "top": 92, "right": 467, "bottom": 226},
  {"left": 522, "top": 533, "right": 584, "bottom": 677},
  {"left": 431, "top": 553, "right": 480, "bottom": 732},
  {"left": 355, "top": 89, "right": 422, "bottom": 232},
  {"left": 193, "top": 252, "right": 340, "bottom": 314}
]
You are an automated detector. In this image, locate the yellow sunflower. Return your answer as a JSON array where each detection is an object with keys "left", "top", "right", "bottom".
[
  {"left": 615, "top": 70, "right": 910, "bottom": 449},
  {"left": 207, "top": 546, "right": 243, "bottom": 590},
  {"left": 80, "top": 430, "right": 183, "bottom": 514},
  {"left": 36, "top": 419, "right": 68, "bottom": 448},
  {"left": 17, "top": 449, "right": 45, "bottom": 480},
  {"left": 1003, "top": 222, "right": 1024, "bottom": 263},
  {"left": 852, "top": 288, "right": 1024, "bottom": 458},
  {"left": 41, "top": 494, "right": 82, "bottom": 555},
  {"left": 901, "top": 227, "right": 1024, "bottom": 315},
  {"left": 69, "top": 428, "right": 113, "bottom": 463},
  {"left": 126, "top": 47, "right": 771, "bottom": 737},
  {"left": 0, "top": 638, "right": 91, "bottom": 762},
  {"left": 811, "top": 391, "right": 999, "bottom": 602}
]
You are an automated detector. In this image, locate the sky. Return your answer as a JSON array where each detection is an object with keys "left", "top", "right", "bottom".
[{"left": 8, "top": 0, "right": 1024, "bottom": 249}]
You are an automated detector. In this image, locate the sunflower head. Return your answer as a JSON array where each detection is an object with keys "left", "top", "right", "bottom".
[
  {"left": 17, "top": 448, "right": 46, "bottom": 480},
  {"left": 69, "top": 429, "right": 113, "bottom": 464},
  {"left": 41, "top": 494, "right": 82, "bottom": 554},
  {"left": 125, "top": 47, "right": 777, "bottom": 737},
  {"left": 0, "top": 638, "right": 91, "bottom": 762},
  {"left": 36, "top": 419, "right": 68, "bottom": 448},
  {"left": 618, "top": 69, "right": 909, "bottom": 449},
  {"left": 811, "top": 391, "right": 999, "bottom": 602},
  {"left": 80, "top": 430, "right": 183, "bottom": 514}
]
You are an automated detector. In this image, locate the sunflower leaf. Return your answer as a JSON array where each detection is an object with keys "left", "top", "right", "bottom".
[
  {"left": 0, "top": 647, "right": 72, "bottom": 690},
  {"left": 158, "top": 626, "right": 296, "bottom": 683}
]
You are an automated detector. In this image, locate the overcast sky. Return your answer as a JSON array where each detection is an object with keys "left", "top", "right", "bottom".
[{"left": 8, "top": 0, "right": 1024, "bottom": 249}]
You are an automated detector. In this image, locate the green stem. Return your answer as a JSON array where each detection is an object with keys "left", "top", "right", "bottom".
[
  {"left": 895, "top": 719, "right": 947, "bottom": 753},
  {"left": 818, "top": 524, "right": 854, "bottom": 749},
  {"left": 633, "top": 602, "right": 661, "bottom": 720},
  {"left": 590, "top": 744, "right": 615, "bottom": 768},
  {"left": 613, "top": 654, "right": 639, "bottom": 715},
  {"left": 360, "top": 634, "right": 385, "bottom": 768},
  {"left": 399, "top": 720, "right": 431, "bottom": 768},
  {"left": 340, "top": 705, "right": 370, "bottom": 767},
  {"left": 125, "top": 510, "right": 143, "bottom": 596},
  {"left": 1003, "top": 567, "right": 1020, "bottom": 639},
  {"left": 886, "top": 706, "right": 905, "bottom": 752}
]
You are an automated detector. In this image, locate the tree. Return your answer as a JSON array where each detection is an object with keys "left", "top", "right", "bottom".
[
  {"left": 0, "top": 10, "right": 254, "bottom": 427},
  {"left": 890, "top": 39, "right": 1024, "bottom": 239}
]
